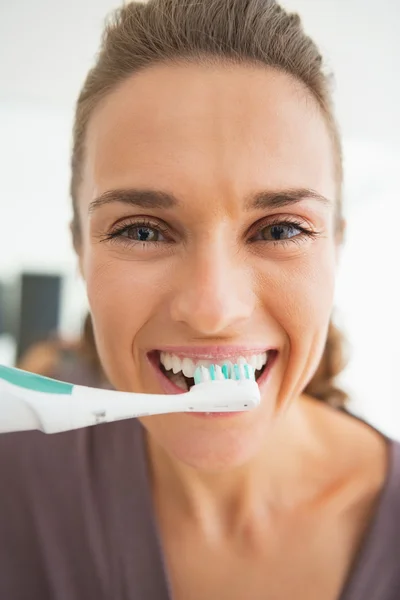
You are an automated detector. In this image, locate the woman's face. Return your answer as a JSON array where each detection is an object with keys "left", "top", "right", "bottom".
[{"left": 76, "top": 63, "right": 339, "bottom": 469}]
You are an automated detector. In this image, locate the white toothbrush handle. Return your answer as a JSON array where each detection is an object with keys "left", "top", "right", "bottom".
[
  {"left": 0, "top": 390, "right": 43, "bottom": 433},
  {"left": 68, "top": 385, "right": 189, "bottom": 427},
  {"left": 0, "top": 383, "right": 190, "bottom": 434}
]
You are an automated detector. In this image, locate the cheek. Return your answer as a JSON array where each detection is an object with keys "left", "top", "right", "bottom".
[
  {"left": 259, "top": 242, "right": 337, "bottom": 333},
  {"left": 257, "top": 243, "right": 337, "bottom": 395},
  {"left": 84, "top": 251, "right": 173, "bottom": 386},
  {"left": 87, "top": 260, "right": 152, "bottom": 322}
]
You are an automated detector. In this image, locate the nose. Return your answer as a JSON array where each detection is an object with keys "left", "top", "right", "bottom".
[{"left": 170, "top": 240, "right": 256, "bottom": 336}]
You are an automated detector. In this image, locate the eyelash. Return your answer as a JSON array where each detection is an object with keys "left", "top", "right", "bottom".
[
  {"left": 101, "top": 217, "right": 319, "bottom": 250},
  {"left": 101, "top": 218, "right": 172, "bottom": 249},
  {"left": 249, "top": 217, "right": 319, "bottom": 247}
]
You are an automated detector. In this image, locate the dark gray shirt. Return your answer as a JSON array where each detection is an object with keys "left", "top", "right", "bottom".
[{"left": 0, "top": 418, "right": 399, "bottom": 599}]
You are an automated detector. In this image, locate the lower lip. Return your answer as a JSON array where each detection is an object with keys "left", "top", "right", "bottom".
[
  {"left": 188, "top": 411, "right": 243, "bottom": 419},
  {"left": 147, "top": 351, "right": 277, "bottom": 419}
]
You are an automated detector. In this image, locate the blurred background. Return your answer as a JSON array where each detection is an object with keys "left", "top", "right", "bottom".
[{"left": 0, "top": 0, "right": 399, "bottom": 435}]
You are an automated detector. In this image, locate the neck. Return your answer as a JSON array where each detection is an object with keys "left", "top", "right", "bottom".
[{"left": 146, "top": 397, "right": 330, "bottom": 537}]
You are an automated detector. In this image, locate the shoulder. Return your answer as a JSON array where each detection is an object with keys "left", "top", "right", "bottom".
[
  {"left": 384, "top": 440, "right": 400, "bottom": 507},
  {"left": 302, "top": 398, "right": 400, "bottom": 593},
  {"left": 339, "top": 440, "right": 400, "bottom": 600}
]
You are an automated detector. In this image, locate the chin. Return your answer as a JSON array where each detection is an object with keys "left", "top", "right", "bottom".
[{"left": 140, "top": 400, "right": 275, "bottom": 471}]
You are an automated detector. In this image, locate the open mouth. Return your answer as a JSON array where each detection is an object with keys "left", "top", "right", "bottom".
[{"left": 148, "top": 349, "right": 277, "bottom": 392}]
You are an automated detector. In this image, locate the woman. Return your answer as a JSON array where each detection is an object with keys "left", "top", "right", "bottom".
[{"left": 1, "top": 1, "right": 398, "bottom": 599}]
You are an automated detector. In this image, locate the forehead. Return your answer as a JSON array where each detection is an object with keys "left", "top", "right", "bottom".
[{"left": 82, "top": 63, "right": 336, "bottom": 204}]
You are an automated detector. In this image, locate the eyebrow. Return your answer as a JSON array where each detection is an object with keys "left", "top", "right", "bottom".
[
  {"left": 88, "top": 189, "right": 179, "bottom": 214},
  {"left": 245, "top": 188, "right": 332, "bottom": 211},
  {"left": 88, "top": 187, "right": 331, "bottom": 214}
]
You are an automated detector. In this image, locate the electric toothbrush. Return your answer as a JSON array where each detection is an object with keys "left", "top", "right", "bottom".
[{"left": 0, "top": 363, "right": 260, "bottom": 434}]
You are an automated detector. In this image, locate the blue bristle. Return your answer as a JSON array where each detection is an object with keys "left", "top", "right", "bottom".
[
  {"left": 192, "top": 361, "right": 254, "bottom": 384},
  {"left": 194, "top": 367, "right": 202, "bottom": 384}
]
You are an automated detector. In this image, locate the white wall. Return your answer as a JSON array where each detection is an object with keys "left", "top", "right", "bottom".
[
  {"left": 336, "top": 142, "right": 400, "bottom": 437},
  {"left": 0, "top": 103, "right": 88, "bottom": 339},
  {"left": 0, "top": 104, "right": 73, "bottom": 275}
]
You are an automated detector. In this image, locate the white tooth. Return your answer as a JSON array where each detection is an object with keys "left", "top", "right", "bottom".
[
  {"left": 249, "top": 355, "right": 258, "bottom": 369},
  {"left": 253, "top": 355, "right": 259, "bottom": 370},
  {"left": 256, "top": 354, "right": 264, "bottom": 370},
  {"left": 172, "top": 355, "right": 182, "bottom": 374},
  {"left": 182, "top": 358, "right": 195, "bottom": 378},
  {"left": 162, "top": 352, "right": 172, "bottom": 371},
  {"left": 261, "top": 352, "right": 268, "bottom": 366},
  {"left": 237, "top": 356, "right": 247, "bottom": 366},
  {"left": 197, "top": 359, "right": 212, "bottom": 368}
]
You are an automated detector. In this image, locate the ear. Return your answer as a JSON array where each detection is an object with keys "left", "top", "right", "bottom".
[{"left": 70, "top": 220, "right": 85, "bottom": 281}]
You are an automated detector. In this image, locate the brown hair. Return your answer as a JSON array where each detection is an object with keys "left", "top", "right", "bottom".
[{"left": 71, "top": 0, "right": 348, "bottom": 406}]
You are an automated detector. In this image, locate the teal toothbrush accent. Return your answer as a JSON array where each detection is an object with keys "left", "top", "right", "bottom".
[
  {"left": 209, "top": 364, "right": 216, "bottom": 380},
  {"left": 194, "top": 367, "right": 201, "bottom": 385},
  {"left": 0, "top": 365, "right": 73, "bottom": 395}
]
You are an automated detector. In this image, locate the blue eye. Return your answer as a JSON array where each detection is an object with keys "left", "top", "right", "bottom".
[
  {"left": 262, "top": 224, "right": 301, "bottom": 241},
  {"left": 122, "top": 225, "right": 165, "bottom": 242},
  {"left": 252, "top": 222, "right": 303, "bottom": 242},
  {"left": 105, "top": 220, "right": 170, "bottom": 246}
]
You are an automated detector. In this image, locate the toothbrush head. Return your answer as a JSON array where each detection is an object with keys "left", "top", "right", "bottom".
[
  {"left": 188, "top": 362, "right": 260, "bottom": 413},
  {"left": 193, "top": 362, "right": 255, "bottom": 384}
]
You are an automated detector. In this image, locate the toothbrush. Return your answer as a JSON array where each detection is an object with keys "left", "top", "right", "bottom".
[{"left": 0, "top": 363, "right": 260, "bottom": 434}]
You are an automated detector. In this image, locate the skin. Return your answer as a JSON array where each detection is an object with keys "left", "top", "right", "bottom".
[{"left": 75, "top": 63, "right": 387, "bottom": 599}]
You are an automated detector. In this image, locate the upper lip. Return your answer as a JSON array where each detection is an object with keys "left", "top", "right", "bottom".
[{"left": 152, "top": 346, "right": 275, "bottom": 360}]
